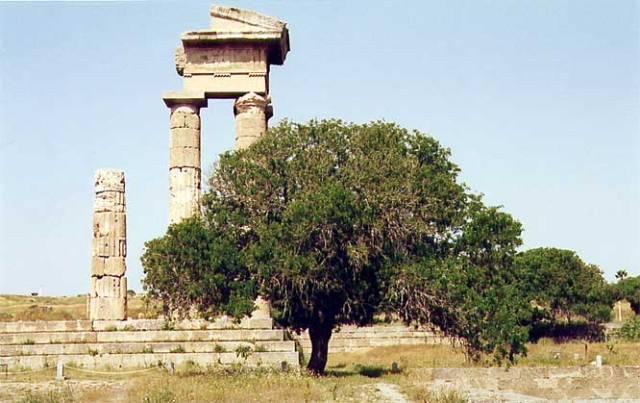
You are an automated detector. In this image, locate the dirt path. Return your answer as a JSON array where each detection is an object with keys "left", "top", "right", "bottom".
[{"left": 374, "top": 382, "right": 409, "bottom": 403}]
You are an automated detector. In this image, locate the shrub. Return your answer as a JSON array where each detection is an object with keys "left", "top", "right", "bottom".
[
  {"left": 616, "top": 317, "right": 640, "bottom": 341},
  {"left": 235, "top": 345, "right": 253, "bottom": 359}
]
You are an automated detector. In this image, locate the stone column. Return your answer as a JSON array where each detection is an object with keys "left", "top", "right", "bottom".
[
  {"left": 234, "top": 92, "right": 271, "bottom": 150},
  {"left": 90, "top": 170, "right": 127, "bottom": 320},
  {"left": 169, "top": 103, "right": 202, "bottom": 224},
  {"left": 234, "top": 92, "right": 273, "bottom": 325}
]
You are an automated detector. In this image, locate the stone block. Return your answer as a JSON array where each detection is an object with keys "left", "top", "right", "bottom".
[
  {"left": 94, "top": 170, "right": 124, "bottom": 193},
  {"left": 169, "top": 146, "right": 200, "bottom": 168},
  {"left": 170, "top": 128, "right": 200, "bottom": 148},
  {"left": 0, "top": 320, "right": 92, "bottom": 334},
  {"left": 91, "top": 256, "right": 105, "bottom": 276},
  {"left": 90, "top": 296, "right": 127, "bottom": 321},
  {"left": 93, "top": 212, "right": 126, "bottom": 238},
  {"left": 92, "top": 276, "right": 125, "bottom": 298},
  {"left": 95, "top": 329, "right": 285, "bottom": 343},
  {"left": 0, "top": 351, "right": 300, "bottom": 371},
  {"left": 93, "top": 236, "right": 126, "bottom": 258},
  {"left": 103, "top": 256, "right": 126, "bottom": 276},
  {"left": 0, "top": 331, "right": 97, "bottom": 345},
  {"left": 170, "top": 111, "right": 186, "bottom": 129},
  {"left": 0, "top": 340, "right": 296, "bottom": 357},
  {"left": 184, "top": 113, "right": 200, "bottom": 130},
  {"left": 94, "top": 191, "right": 125, "bottom": 213}
]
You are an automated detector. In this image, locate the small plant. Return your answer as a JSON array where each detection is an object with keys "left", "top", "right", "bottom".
[
  {"left": 235, "top": 345, "right": 253, "bottom": 360},
  {"left": 142, "top": 345, "right": 154, "bottom": 354},
  {"left": 88, "top": 348, "right": 99, "bottom": 357},
  {"left": 18, "top": 386, "right": 76, "bottom": 403},
  {"left": 123, "top": 324, "right": 136, "bottom": 331},
  {"left": 161, "top": 321, "right": 175, "bottom": 331},
  {"left": 22, "top": 339, "right": 35, "bottom": 345},
  {"left": 169, "top": 345, "right": 185, "bottom": 353},
  {"left": 214, "top": 344, "right": 226, "bottom": 353},
  {"left": 104, "top": 325, "right": 118, "bottom": 332},
  {"left": 414, "top": 388, "right": 469, "bottom": 403},
  {"left": 355, "top": 364, "right": 385, "bottom": 378},
  {"left": 143, "top": 387, "right": 176, "bottom": 403}
]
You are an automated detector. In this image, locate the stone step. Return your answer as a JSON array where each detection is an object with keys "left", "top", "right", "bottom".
[
  {"left": 0, "top": 318, "right": 273, "bottom": 334},
  {"left": 0, "top": 340, "right": 296, "bottom": 357},
  {"left": 92, "top": 317, "right": 272, "bottom": 331},
  {"left": 0, "top": 351, "right": 301, "bottom": 371},
  {"left": 330, "top": 331, "right": 435, "bottom": 339},
  {"left": 0, "top": 331, "right": 97, "bottom": 345},
  {"left": 334, "top": 325, "right": 428, "bottom": 333},
  {"left": 0, "top": 329, "right": 287, "bottom": 345},
  {"left": 297, "top": 336, "right": 434, "bottom": 350},
  {"left": 0, "top": 321, "right": 92, "bottom": 333}
]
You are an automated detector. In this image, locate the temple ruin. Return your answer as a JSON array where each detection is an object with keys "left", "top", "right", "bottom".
[{"left": 163, "top": 5, "right": 290, "bottom": 224}]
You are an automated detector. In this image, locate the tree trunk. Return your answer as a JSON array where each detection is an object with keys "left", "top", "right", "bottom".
[{"left": 307, "top": 319, "right": 333, "bottom": 375}]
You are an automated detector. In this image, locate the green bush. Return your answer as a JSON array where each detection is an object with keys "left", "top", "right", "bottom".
[{"left": 616, "top": 317, "right": 640, "bottom": 341}]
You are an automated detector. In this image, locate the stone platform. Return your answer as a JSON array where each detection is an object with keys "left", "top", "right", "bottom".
[
  {"left": 0, "top": 319, "right": 299, "bottom": 371},
  {"left": 294, "top": 325, "right": 450, "bottom": 354}
]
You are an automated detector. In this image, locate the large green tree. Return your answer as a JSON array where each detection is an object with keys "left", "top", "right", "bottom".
[
  {"left": 514, "top": 248, "right": 614, "bottom": 323},
  {"left": 142, "top": 120, "right": 529, "bottom": 374},
  {"left": 615, "top": 275, "right": 640, "bottom": 315}
]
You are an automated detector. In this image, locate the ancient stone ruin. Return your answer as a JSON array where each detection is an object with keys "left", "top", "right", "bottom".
[
  {"left": 0, "top": 5, "right": 440, "bottom": 372},
  {"left": 164, "top": 5, "right": 290, "bottom": 224},
  {"left": 90, "top": 170, "right": 127, "bottom": 321}
]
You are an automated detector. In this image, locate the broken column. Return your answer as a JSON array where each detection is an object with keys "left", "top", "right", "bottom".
[
  {"left": 234, "top": 92, "right": 272, "bottom": 150},
  {"left": 90, "top": 170, "right": 127, "bottom": 320}
]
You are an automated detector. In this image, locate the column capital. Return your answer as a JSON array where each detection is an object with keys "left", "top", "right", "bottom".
[
  {"left": 234, "top": 92, "right": 270, "bottom": 116},
  {"left": 162, "top": 91, "right": 208, "bottom": 109}
]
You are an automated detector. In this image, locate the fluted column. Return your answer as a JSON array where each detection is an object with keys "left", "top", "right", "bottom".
[
  {"left": 90, "top": 170, "right": 127, "bottom": 320},
  {"left": 168, "top": 103, "right": 202, "bottom": 224},
  {"left": 234, "top": 92, "right": 272, "bottom": 150}
]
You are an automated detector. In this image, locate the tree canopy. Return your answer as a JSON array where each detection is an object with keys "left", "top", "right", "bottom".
[
  {"left": 142, "top": 120, "right": 530, "bottom": 374},
  {"left": 614, "top": 275, "right": 640, "bottom": 315},
  {"left": 514, "top": 248, "right": 614, "bottom": 323}
]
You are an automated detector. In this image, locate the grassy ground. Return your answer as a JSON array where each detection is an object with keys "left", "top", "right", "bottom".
[
  {"left": 3, "top": 340, "right": 640, "bottom": 402},
  {"left": 1, "top": 295, "right": 638, "bottom": 402},
  {"left": 0, "top": 295, "right": 160, "bottom": 321}
]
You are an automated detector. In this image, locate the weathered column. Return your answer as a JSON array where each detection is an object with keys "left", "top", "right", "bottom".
[
  {"left": 234, "top": 92, "right": 272, "bottom": 150},
  {"left": 168, "top": 101, "right": 203, "bottom": 224},
  {"left": 234, "top": 92, "right": 273, "bottom": 323},
  {"left": 90, "top": 170, "right": 127, "bottom": 320}
]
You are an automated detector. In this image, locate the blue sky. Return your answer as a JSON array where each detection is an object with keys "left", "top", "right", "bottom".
[{"left": 0, "top": 0, "right": 638, "bottom": 295}]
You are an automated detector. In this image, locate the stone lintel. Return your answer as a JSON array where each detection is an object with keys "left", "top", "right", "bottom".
[
  {"left": 162, "top": 92, "right": 208, "bottom": 108},
  {"left": 181, "top": 31, "right": 288, "bottom": 66}
]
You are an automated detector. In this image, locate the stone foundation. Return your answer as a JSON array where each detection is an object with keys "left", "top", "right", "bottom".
[
  {"left": 0, "top": 319, "right": 299, "bottom": 371},
  {"left": 293, "top": 325, "right": 451, "bottom": 354}
]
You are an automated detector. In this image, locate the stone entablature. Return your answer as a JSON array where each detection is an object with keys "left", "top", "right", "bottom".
[
  {"left": 174, "top": 5, "right": 289, "bottom": 98},
  {"left": 163, "top": 5, "right": 289, "bottom": 225}
]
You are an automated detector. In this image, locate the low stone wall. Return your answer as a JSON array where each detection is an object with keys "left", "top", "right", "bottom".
[
  {"left": 423, "top": 366, "right": 640, "bottom": 401},
  {"left": 0, "top": 319, "right": 299, "bottom": 371},
  {"left": 293, "top": 325, "right": 449, "bottom": 354}
]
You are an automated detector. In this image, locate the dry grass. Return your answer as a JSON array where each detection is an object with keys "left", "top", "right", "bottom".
[{"left": 0, "top": 295, "right": 160, "bottom": 321}]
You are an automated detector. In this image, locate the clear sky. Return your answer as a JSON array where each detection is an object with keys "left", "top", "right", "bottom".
[{"left": 0, "top": 0, "right": 638, "bottom": 296}]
